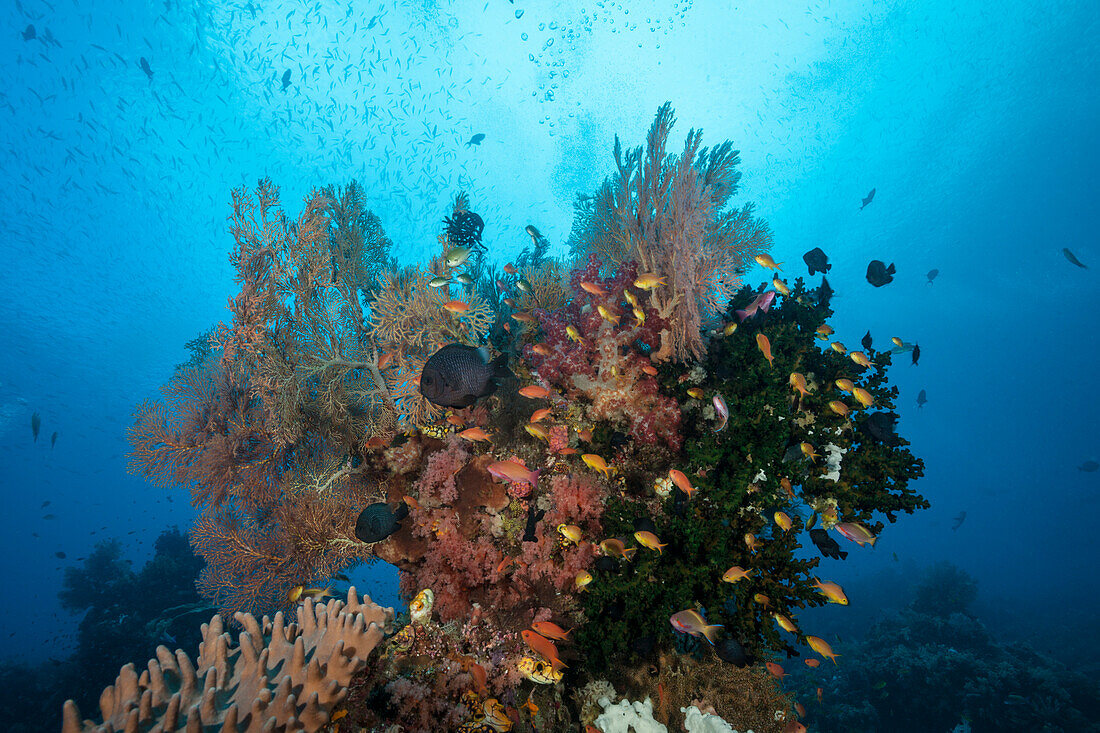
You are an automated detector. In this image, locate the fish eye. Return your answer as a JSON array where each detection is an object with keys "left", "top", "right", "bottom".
[{"left": 647, "top": 664, "right": 659, "bottom": 677}]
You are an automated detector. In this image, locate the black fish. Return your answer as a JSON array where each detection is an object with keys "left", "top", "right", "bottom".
[
  {"left": 354, "top": 502, "right": 408, "bottom": 543},
  {"left": 808, "top": 528, "right": 847, "bottom": 560},
  {"left": 715, "top": 637, "right": 753, "bottom": 667},
  {"left": 139, "top": 57, "right": 153, "bottom": 80},
  {"left": 817, "top": 276, "right": 834, "bottom": 306},
  {"left": 866, "top": 260, "right": 896, "bottom": 287},
  {"left": 522, "top": 503, "right": 545, "bottom": 542},
  {"left": 916, "top": 389, "right": 927, "bottom": 408},
  {"left": 31, "top": 412, "right": 41, "bottom": 442},
  {"left": 860, "top": 188, "right": 876, "bottom": 210},
  {"left": 55, "top": 551, "right": 66, "bottom": 559},
  {"left": 420, "top": 344, "right": 511, "bottom": 408},
  {"left": 860, "top": 411, "right": 900, "bottom": 446},
  {"left": 1078, "top": 460, "right": 1099, "bottom": 472},
  {"left": 803, "top": 247, "right": 831, "bottom": 276},
  {"left": 861, "top": 331, "right": 873, "bottom": 351},
  {"left": 926, "top": 268, "right": 939, "bottom": 284},
  {"left": 22, "top": 24, "right": 36, "bottom": 41},
  {"left": 952, "top": 511, "right": 966, "bottom": 531},
  {"left": 465, "top": 133, "right": 485, "bottom": 147},
  {"left": 281, "top": 69, "right": 292, "bottom": 91},
  {"left": 51, "top": 431, "right": 58, "bottom": 449},
  {"left": 911, "top": 343, "right": 921, "bottom": 365},
  {"left": 1060, "top": 246, "right": 1086, "bottom": 267}
]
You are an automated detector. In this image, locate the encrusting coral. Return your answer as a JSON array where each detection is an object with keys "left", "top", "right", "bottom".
[{"left": 61, "top": 588, "right": 392, "bottom": 733}]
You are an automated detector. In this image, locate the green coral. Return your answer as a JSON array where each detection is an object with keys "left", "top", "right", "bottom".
[{"left": 577, "top": 278, "right": 927, "bottom": 670}]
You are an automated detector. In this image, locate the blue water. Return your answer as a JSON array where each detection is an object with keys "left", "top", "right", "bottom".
[{"left": 1, "top": 0, "right": 1097, "bottom": 721}]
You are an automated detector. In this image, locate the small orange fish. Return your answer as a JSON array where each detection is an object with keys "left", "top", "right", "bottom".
[
  {"left": 817, "top": 686, "right": 824, "bottom": 702},
  {"left": 756, "top": 333, "right": 774, "bottom": 366},
  {"left": 744, "top": 533, "right": 758, "bottom": 552},
  {"left": 519, "top": 385, "right": 551, "bottom": 399},
  {"left": 816, "top": 324, "right": 834, "bottom": 339},
  {"left": 852, "top": 387, "right": 874, "bottom": 408},
  {"left": 755, "top": 254, "right": 783, "bottom": 271},
  {"left": 402, "top": 495, "right": 420, "bottom": 510},
  {"left": 531, "top": 621, "right": 572, "bottom": 641},
  {"left": 443, "top": 300, "right": 470, "bottom": 314},
  {"left": 331, "top": 709, "right": 348, "bottom": 722},
  {"left": 578, "top": 428, "right": 593, "bottom": 442},
  {"left": 525, "top": 424, "right": 549, "bottom": 442},
  {"left": 458, "top": 427, "right": 492, "bottom": 442},
  {"left": 502, "top": 297, "right": 516, "bottom": 307},
  {"left": 633, "top": 272, "right": 667, "bottom": 290},
  {"left": 557, "top": 524, "right": 583, "bottom": 545},
  {"left": 566, "top": 325, "right": 583, "bottom": 343},
  {"left": 722, "top": 565, "right": 752, "bottom": 583},
  {"left": 806, "top": 635, "right": 841, "bottom": 665},
  {"left": 766, "top": 661, "right": 786, "bottom": 679},
  {"left": 789, "top": 372, "right": 811, "bottom": 397},
  {"left": 834, "top": 378, "right": 855, "bottom": 393},
  {"left": 800, "top": 442, "right": 820, "bottom": 462},
  {"left": 446, "top": 414, "right": 466, "bottom": 427},
  {"left": 377, "top": 351, "right": 393, "bottom": 369},
  {"left": 512, "top": 312, "right": 537, "bottom": 324},
  {"left": 503, "top": 263, "right": 517, "bottom": 274},
  {"left": 828, "top": 400, "right": 850, "bottom": 417},
  {"left": 599, "top": 538, "right": 637, "bottom": 561},
  {"left": 529, "top": 407, "right": 553, "bottom": 423},
  {"left": 580, "top": 281, "right": 607, "bottom": 296},
  {"left": 521, "top": 629, "right": 565, "bottom": 670},
  {"left": 363, "top": 435, "right": 388, "bottom": 449},
  {"left": 753, "top": 592, "right": 772, "bottom": 607},
  {"left": 850, "top": 350, "right": 872, "bottom": 368},
  {"left": 575, "top": 570, "right": 593, "bottom": 591},
  {"left": 582, "top": 453, "right": 613, "bottom": 477},
  {"left": 531, "top": 343, "right": 552, "bottom": 357},
  {"left": 805, "top": 658, "right": 820, "bottom": 668},
  {"left": 794, "top": 701, "right": 806, "bottom": 717},
  {"left": 780, "top": 477, "right": 795, "bottom": 500},
  {"left": 641, "top": 364, "right": 658, "bottom": 376},
  {"left": 521, "top": 696, "right": 539, "bottom": 715},
  {"left": 597, "top": 304, "right": 620, "bottom": 324},
  {"left": 668, "top": 469, "right": 696, "bottom": 498}
]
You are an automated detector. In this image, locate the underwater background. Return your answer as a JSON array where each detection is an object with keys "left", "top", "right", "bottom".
[{"left": 1, "top": 0, "right": 1098, "bottom": 731}]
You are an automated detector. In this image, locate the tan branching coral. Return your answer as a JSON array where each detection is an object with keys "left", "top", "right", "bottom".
[{"left": 62, "top": 588, "right": 393, "bottom": 733}]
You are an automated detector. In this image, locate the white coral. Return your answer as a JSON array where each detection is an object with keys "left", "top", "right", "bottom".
[
  {"left": 681, "top": 705, "right": 744, "bottom": 732},
  {"left": 594, "top": 696, "right": 668, "bottom": 733}
]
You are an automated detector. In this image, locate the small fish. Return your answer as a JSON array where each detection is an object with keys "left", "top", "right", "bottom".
[
  {"left": 642, "top": 364, "right": 659, "bottom": 376},
  {"left": 774, "top": 511, "right": 792, "bottom": 531},
  {"left": 806, "top": 635, "right": 841, "bottom": 664},
  {"left": 519, "top": 385, "right": 551, "bottom": 399},
  {"left": 428, "top": 275, "right": 450, "bottom": 288},
  {"left": 834, "top": 378, "right": 854, "bottom": 393},
  {"left": 668, "top": 469, "right": 696, "bottom": 498},
  {"left": 525, "top": 224, "right": 542, "bottom": 241},
  {"left": 521, "top": 629, "right": 565, "bottom": 669},
  {"left": 455, "top": 273, "right": 474, "bottom": 286},
  {"left": 686, "top": 387, "right": 704, "bottom": 399},
  {"left": 530, "top": 621, "right": 572, "bottom": 641},
  {"left": 443, "top": 300, "right": 470, "bottom": 314},
  {"left": 753, "top": 592, "right": 771, "bottom": 607},
  {"left": 756, "top": 333, "right": 774, "bottom": 366},
  {"left": 139, "top": 57, "right": 154, "bottom": 80},
  {"left": 809, "top": 528, "right": 848, "bottom": 560},
  {"left": 574, "top": 570, "right": 593, "bottom": 591},
  {"left": 1077, "top": 460, "right": 1099, "bottom": 472},
  {"left": 565, "top": 325, "right": 583, "bottom": 343},
  {"left": 926, "top": 268, "right": 940, "bottom": 284},
  {"left": 557, "top": 524, "right": 583, "bottom": 545},
  {"left": 582, "top": 454, "right": 613, "bottom": 478},
  {"left": 599, "top": 538, "right": 636, "bottom": 561},
  {"left": 281, "top": 68, "right": 291, "bottom": 90},
  {"left": 790, "top": 373, "right": 811, "bottom": 398},
  {"left": 861, "top": 331, "right": 873, "bottom": 351},
  {"left": 503, "top": 263, "right": 517, "bottom": 274},
  {"left": 722, "top": 566, "right": 753, "bottom": 583},
  {"left": 712, "top": 394, "right": 729, "bottom": 432},
  {"left": 800, "top": 442, "right": 820, "bottom": 462},
  {"left": 669, "top": 609, "right": 722, "bottom": 645},
  {"left": 488, "top": 460, "right": 540, "bottom": 487},
  {"left": 580, "top": 281, "right": 607, "bottom": 296},
  {"left": 828, "top": 400, "right": 850, "bottom": 417},
  {"left": 830, "top": 341, "right": 847, "bottom": 354},
  {"left": 516, "top": 278, "right": 534, "bottom": 294},
  {"left": 31, "top": 412, "right": 41, "bottom": 442},
  {"left": 331, "top": 709, "right": 348, "bottom": 722},
  {"left": 466, "top": 133, "right": 486, "bottom": 147},
  {"left": 597, "top": 304, "right": 620, "bottom": 324},
  {"left": 860, "top": 411, "right": 901, "bottom": 446},
  {"left": 816, "top": 324, "right": 834, "bottom": 339},
  {"left": 21, "top": 24, "right": 36, "bottom": 41},
  {"left": 772, "top": 276, "right": 791, "bottom": 296},
  {"left": 633, "top": 530, "right": 667, "bottom": 554},
  {"left": 850, "top": 351, "right": 872, "bottom": 368},
  {"left": 774, "top": 613, "right": 798, "bottom": 633},
  {"left": 852, "top": 387, "right": 874, "bottom": 408},
  {"left": 736, "top": 290, "right": 776, "bottom": 321},
  {"left": 633, "top": 272, "right": 667, "bottom": 290},
  {"left": 916, "top": 389, "right": 928, "bottom": 408},
  {"left": 744, "top": 533, "right": 758, "bottom": 552},
  {"left": 859, "top": 187, "right": 876, "bottom": 210},
  {"left": 445, "top": 247, "right": 472, "bottom": 268},
  {"left": 911, "top": 343, "right": 921, "bottom": 365},
  {"left": 952, "top": 511, "right": 967, "bottom": 531},
  {"left": 1062, "top": 248, "right": 1088, "bottom": 268},
  {"left": 754, "top": 254, "right": 783, "bottom": 271},
  {"left": 835, "top": 521, "right": 877, "bottom": 546},
  {"left": 866, "top": 260, "right": 896, "bottom": 287},
  {"left": 531, "top": 343, "right": 552, "bottom": 357},
  {"left": 765, "top": 662, "right": 786, "bottom": 679},
  {"left": 529, "top": 407, "right": 553, "bottom": 423},
  {"left": 458, "top": 427, "right": 492, "bottom": 442},
  {"left": 813, "top": 578, "right": 849, "bottom": 605},
  {"left": 805, "top": 658, "right": 820, "bottom": 668},
  {"left": 512, "top": 312, "right": 537, "bottom": 324},
  {"left": 803, "top": 247, "right": 831, "bottom": 276}
]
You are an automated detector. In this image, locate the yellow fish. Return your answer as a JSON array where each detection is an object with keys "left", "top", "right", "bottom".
[
  {"left": 800, "top": 442, "right": 820, "bottom": 462},
  {"left": 753, "top": 593, "right": 772, "bottom": 607},
  {"left": 634, "top": 530, "right": 667, "bottom": 554},
  {"left": 633, "top": 272, "right": 667, "bottom": 290},
  {"left": 774, "top": 613, "right": 799, "bottom": 634},
  {"left": 828, "top": 400, "right": 850, "bottom": 417},
  {"left": 525, "top": 424, "right": 549, "bottom": 442},
  {"left": 772, "top": 275, "right": 791, "bottom": 296},
  {"left": 599, "top": 538, "right": 637, "bottom": 561},
  {"left": 816, "top": 324, "right": 834, "bottom": 340},
  {"left": 813, "top": 578, "right": 849, "bottom": 605},
  {"left": 574, "top": 570, "right": 593, "bottom": 591},
  {"left": 582, "top": 453, "right": 613, "bottom": 478},
  {"left": 632, "top": 307, "right": 645, "bottom": 326},
  {"left": 806, "top": 635, "right": 841, "bottom": 665},
  {"left": 754, "top": 254, "right": 783, "bottom": 271},
  {"left": 744, "top": 533, "right": 758, "bottom": 552},
  {"left": 624, "top": 289, "right": 640, "bottom": 308},
  {"left": 722, "top": 322, "right": 738, "bottom": 337},
  {"left": 830, "top": 341, "right": 847, "bottom": 354},
  {"left": 850, "top": 351, "right": 872, "bottom": 368},
  {"left": 722, "top": 565, "right": 753, "bottom": 583},
  {"left": 891, "top": 336, "right": 904, "bottom": 347},
  {"left": 566, "top": 325, "right": 583, "bottom": 343},
  {"left": 834, "top": 378, "right": 855, "bottom": 393},
  {"left": 597, "top": 304, "right": 620, "bottom": 324},
  {"left": 756, "top": 333, "right": 774, "bottom": 367},
  {"left": 557, "top": 524, "right": 583, "bottom": 545},
  {"left": 774, "top": 511, "right": 792, "bottom": 531},
  {"left": 686, "top": 387, "right": 704, "bottom": 399},
  {"left": 852, "top": 387, "right": 874, "bottom": 408}
]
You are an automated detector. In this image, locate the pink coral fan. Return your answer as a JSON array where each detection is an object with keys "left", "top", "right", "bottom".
[{"left": 525, "top": 256, "right": 682, "bottom": 450}]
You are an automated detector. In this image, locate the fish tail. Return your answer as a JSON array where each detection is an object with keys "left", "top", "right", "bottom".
[
  {"left": 624, "top": 547, "right": 637, "bottom": 561},
  {"left": 702, "top": 624, "right": 723, "bottom": 645},
  {"left": 735, "top": 308, "right": 749, "bottom": 321}
]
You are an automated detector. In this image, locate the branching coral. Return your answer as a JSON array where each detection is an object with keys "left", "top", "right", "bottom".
[{"left": 62, "top": 588, "right": 392, "bottom": 733}]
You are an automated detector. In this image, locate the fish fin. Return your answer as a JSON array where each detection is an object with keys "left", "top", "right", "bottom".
[
  {"left": 702, "top": 624, "right": 723, "bottom": 645},
  {"left": 476, "top": 346, "right": 491, "bottom": 363},
  {"left": 887, "top": 263, "right": 896, "bottom": 274},
  {"left": 735, "top": 308, "right": 748, "bottom": 321}
]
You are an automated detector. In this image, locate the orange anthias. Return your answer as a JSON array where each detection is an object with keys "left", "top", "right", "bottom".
[
  {"left": 530, "top": 621, "right": 572, "bottom": 641},
  {"left": 668, "top": 469, "right": 696, "bottom": 498},
  {"left": 518, "top": 385, "right": 552, "bottom": 399},
  {"left": 443, "top": 300, "right": 470, "bottom": 314},
  {"left": 756, "top": 333, "right": 774, "bottom": 366},
  {"left": 766, "top": 661, "right": 786, "bottom": 679},
  {"left": 458, "top": 427, "right": 492, "bottom": 442},
  {"left": 521, "top": 629, "right": 565, "bottom": 670}
]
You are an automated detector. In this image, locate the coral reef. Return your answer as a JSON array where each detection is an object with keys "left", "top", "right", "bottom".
[{"left": 62, "top": 587, "right": 392, "bottom": 733}]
